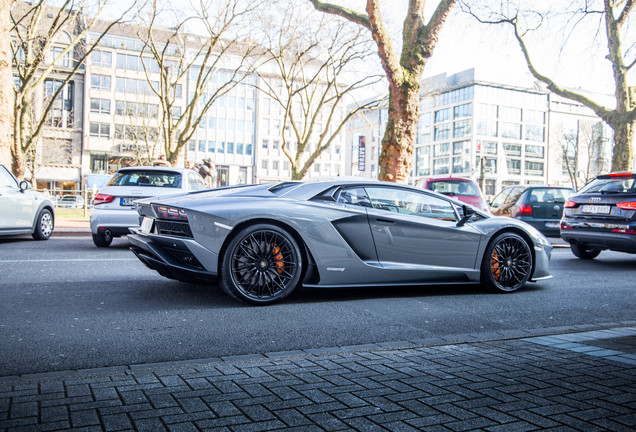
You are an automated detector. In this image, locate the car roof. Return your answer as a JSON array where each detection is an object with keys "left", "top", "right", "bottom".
[
  {"left": 424, "top": 177, "right": 476, "bottom": 182},
  {"left": 116, "top": 166, "right": 191, "bottom": 174}
]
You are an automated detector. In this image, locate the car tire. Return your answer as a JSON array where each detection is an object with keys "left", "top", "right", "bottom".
[
  {"left": 570, "top": 243, "right": 601, "bottom": 260},
  {"left": 481, "top": 232, "right": 533, "bottom": 293},
  {"left": 219, "top": 223, "right": 303, "bottom": 305},
  {"left": 92, "top": 230, "right": 113, "bottom": 247},
  {"left": 31, "top": 209, "right": 53, "bottom": 240}
]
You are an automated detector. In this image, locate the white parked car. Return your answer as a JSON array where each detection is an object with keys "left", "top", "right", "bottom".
[
  {"left": 0, "top": 164, "right": 55, "bottom": 240},
  {"left": 90, "top": 166, "right": 207, "bottom": 247},
  {"left": 56, "top": 194, "right": 84, "bottom": 208}
]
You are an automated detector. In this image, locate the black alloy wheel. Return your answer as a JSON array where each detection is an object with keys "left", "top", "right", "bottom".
[
  {"left": 482, "top": 232, "right": 533, "bottom": 292},
  {"left": 92, "top": 229, "right": 113, "bottom": 247},
  {"left": 570, "top": 243, "right": 601, "bottom": 260},
  {"left": 32, "top": 209, "right": 53, "bottom": 240},
  {"left": 220, "top": 224, "right": 303, "bottom": 305}
]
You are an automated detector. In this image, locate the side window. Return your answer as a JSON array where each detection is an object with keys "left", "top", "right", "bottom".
[
  {"left": 506, "top": 187, "right": 525, "bottom": 204},
  {"left": 490, "top": 189, "right": 509, "bottom": 208},
  {"left": 0, "top": 165, "right": 18, "bottom": 188},
  {"left": 365, "top": 187, "right": 457, "bottom": 221},
  {"left": 335, "top": 187, "right": 371, "bottom": 207},
  {"left": 188, "top": 172, "right": 205, "bottom": 191}
]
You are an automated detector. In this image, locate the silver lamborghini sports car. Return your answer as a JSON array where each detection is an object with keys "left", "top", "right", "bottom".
[{"left": 128, "top": 180, "right": 552, "bottom": 305}]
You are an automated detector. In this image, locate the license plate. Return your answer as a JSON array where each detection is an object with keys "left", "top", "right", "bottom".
[
  {"left": 545, "top": 222, "right": 560, "bottom": 228},
  {"left": 581, "top": 205, "right": 610, "bottom": 214},
  {"left": 140, "top": 217, "right": 154, "bottom": 234},
  {"left": 120, "top": 197, "right": 136, "bottom": 206}
]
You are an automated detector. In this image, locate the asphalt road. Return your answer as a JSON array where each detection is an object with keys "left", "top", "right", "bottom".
[{"left": 1, "top": 236, "right": 634, "bottom": 376}]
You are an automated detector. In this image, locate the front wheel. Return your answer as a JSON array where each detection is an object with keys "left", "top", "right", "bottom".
[
  {"left": 481, "top": 232, "right": 533, "bottom": 293},
  {"left": 32, "top": 209, "right": 53, "bottom": 240},
  {"left": 219, "top": 224, "right": 303, "bottom": 305},
  {"left": 92, "top": 230, "right": 113, "bottom": 247},
  {"left": 570, "top": 243, "right": 601, "bottom": 259}
]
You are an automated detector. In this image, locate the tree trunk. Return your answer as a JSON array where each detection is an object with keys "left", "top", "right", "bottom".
[
  {"left": 611, "top": 119, "right": 635, "bottom": 171},
  {"left": 0, "top": 0, "right": 13, "bottom": 168},
  {"left": 379, "top": 80, "right": 420, "bottom": 182}
]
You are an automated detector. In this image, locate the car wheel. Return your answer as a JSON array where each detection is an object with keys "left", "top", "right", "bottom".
[
  {"left": 92, "top": 230, "right": 113, "bottom": 247},
  {"left": 31, "top": 209, "right": 53, "bottom": 240},
  {"left": 481, "top": 232, "right": 533, "bottom": 293},
  {"left": 220, "top": 224, "right": 303, "bottom": 305},
  {"left": 570, "top": 243, "right": 601, "bottom": 260}
]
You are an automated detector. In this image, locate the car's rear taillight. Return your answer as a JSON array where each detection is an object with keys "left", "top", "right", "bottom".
[
  {"left": 513, "top": 204, "right": 533, "bottom": 217},
  {"left": 611, "top": 228, "right": 636, "bottom": 234},
  {"left": 564, "top": 200, "right": 577, "bottom": 208},
  {"left": 93, "top": 193, "right": 114, "bottom": 205},
  {"left": 608, "top": 172, "right": 632, "bottom": 178},
  {"left": 616, "top": 201, "right": 636, "bottom": 210},
  {"left": 156, "top": 205, "right": 188, "bottom": 221},
  {"left": 560, "top": 221, "right": 572, "bottom": 230}
]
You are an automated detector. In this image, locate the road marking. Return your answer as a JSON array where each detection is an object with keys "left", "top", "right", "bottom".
[{"left": 0, "top": 258, "right": 138, "bottom": 263}]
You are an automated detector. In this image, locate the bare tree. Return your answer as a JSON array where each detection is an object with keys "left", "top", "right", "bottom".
[
  {"left": 257, "top": 4, "right": 382, "bottom": 180},
  {"left": 461, "top": 0, "right": 636, "bottom": 172},
  {"left": 10, "top": 0, "right": 132, "bottom": 180},
  {"left": 309, "top": 0, "right": 458, "bottom": 183},
  {"left": 557, "top": 120, "right": 603, "bottom": 190},
  {"left": 0, "top": 0, "right": 14, "bottom": 167},
  {"left": 136, "top": 0, "right": 260, "bottom": 166}
]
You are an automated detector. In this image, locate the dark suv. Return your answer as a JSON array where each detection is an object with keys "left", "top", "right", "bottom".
[
  {"left": 560, "top": 172, "right": 636, "bottom": 259},
  {"left": 490, "top": 185, "right": 575, "bottom": 236}
]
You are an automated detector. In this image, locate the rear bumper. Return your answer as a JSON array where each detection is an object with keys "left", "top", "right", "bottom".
[
  {"left": 560, "top": 229, "right": 636, "bottom": 253},
  {"left": 128, "top": 231, "right": 219, "bottom": 283},
  {"left": 90, "top": 208, "right": 139, "bottom": 235}
]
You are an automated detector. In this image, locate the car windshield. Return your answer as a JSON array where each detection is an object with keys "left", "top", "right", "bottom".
[
  {"left": 529, "top": 188, "right": 573, "bottom": 203},
  {"left": 107, "top": 171, "right": 182, "bottom": 188},
  {"left": 428, "top": 180, "right": 480, "bottom": 197},
  {"left": 579, "top": 177, "right": 636, "bottom": 193}
]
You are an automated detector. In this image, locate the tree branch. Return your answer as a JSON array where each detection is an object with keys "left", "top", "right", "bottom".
[{"left": 307, "top": 0, "right": 370, "bottom": 28}]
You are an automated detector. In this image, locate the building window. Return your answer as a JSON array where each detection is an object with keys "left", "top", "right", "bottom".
[
  {"left": 273, "top": 161, "right": 280, "bottom": 170},
  {"left": 453, "top": 119, "right": 471, "bottom": 138},
  {"left": 434, "top": 108, "right": 451, "bottom": 123},
  {"left": 226, "top": 142, "right": 234, "bottom": 154},
  {"left": 92, "top": 50, "right": 112, "bottom": 67},
  {"left": 262, "top": 160, "right": 268, "bottom": 170},
  {"left": 525, "top": 161, "right": 544, "bottom": 176},
  {"left": 525, "top": 124, "right": 545, "bottom": 142},
  {"left": 246, "top": 143, "right": 253, "bottom": 155},
  {"left": 434, "top": 142, "right": 450, "bottom": 157},
  {"left": 238, "top": 167, "right": 247, "bottom": 184},
  {"left": 415, "top": 146, "right": 430, "bottom": 177},
  {"left": 90, "top": 98, "right": 110, "bottom": 114},
  {"left": 503, "top": 143, "right": 521, "bottom": 157},
  {"left": 485, "top": 179, "right": 496, "bottom": 196},
  {"left": 208, "top": 141, "right": 216, "bottom": 153},
  {"left": 452, "top": 155, "right": 470, "bottom": 174},
  {"left": 434, "top": 124, "right": 450, "bottom": 141},
  {"left": 89, "top": 122, "right": 110, "bottom": 138},
  {"left": 525, "top": 145, "right": 545, "bottom": 159},
  {"left": 476, "top": 120, "right": 497, "bottom": 137},
  {"left": 500, "top": 106, "right": 522, "bottom": 122},
  {"left": 433, "top": 158, "right": 450, "bottom": 175},
  {"left": 91, "top": 74, "right": 111, "bottom": 91},
  {"left": 500, "top": 122, "right": 522, "bottom": 140},
  {"left": 273, "top": 140, "right": 280, "bottom": 150},
  {"left": 50, "top": 46, "right": 69, "bottom": 67},
  {"left": 506, "top": 158, "right": 521, "bottom": 175},
  {"left": 91, "top": 154, "right": 109, "bottom": 173},
  {"left": 453, "top": 103, "right": 472, "bottom": 119}
]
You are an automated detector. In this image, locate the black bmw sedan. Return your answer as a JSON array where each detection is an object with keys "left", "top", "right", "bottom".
[{"left": 560, "top": 172, "right": 636, "bottom": 259}]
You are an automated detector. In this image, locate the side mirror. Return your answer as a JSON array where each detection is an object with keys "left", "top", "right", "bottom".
[
  {"left": 19, "top": 180, "right": 31, "bottom": 192},
  {"left": 456, "top": 205, "right": 476, "bottom": 227}
]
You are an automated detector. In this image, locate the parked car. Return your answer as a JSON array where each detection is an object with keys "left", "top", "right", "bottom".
[
  {"left": 414, "top": 177, "right": 489, "bottom": 212},
  {"left": 128, "top": 179, "right": 553, "bottom": 305},
  {"left": 489, "top": 185, "right": 575, "bottom": 236},
  {"left": 0, "top": 164, "right": 55, "bottom": 240},
  {"left": 56, "top": 194, "right": 84, "bottom": 208},
  {"left": 90, "top": 166, "right": 207, "bottom": 247},
  {"left": 560, "top": 172, "right": 636, "bottom": 259}
]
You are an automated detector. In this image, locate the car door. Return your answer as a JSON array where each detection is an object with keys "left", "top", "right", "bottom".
[
  {"left": 363, "top": 186, "right": 482, "bottom": 277},
  {"left": 0, "top": 165, "right": 34, "bottom": 229}
]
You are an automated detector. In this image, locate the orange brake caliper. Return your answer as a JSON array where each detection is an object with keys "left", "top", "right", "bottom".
[
  {"left": 272, "top": 244, "right": 284, "bottom": 274},
  {"left": 491, "top": 250, "right": 501, "bottom": 280}
]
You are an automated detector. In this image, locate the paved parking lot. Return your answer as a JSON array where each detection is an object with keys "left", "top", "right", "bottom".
[{"left": 1, "top": 326, "right": 634, "bottom": 432}]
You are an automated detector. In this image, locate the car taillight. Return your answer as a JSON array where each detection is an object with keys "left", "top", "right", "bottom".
[
  {"left": 560, "top": 221, "right": 572, "bottom": 230},
  {"left": 616, "top": 201, "right": 636, "bottom": 210},
  {"left": 156, "top": 205, "right": 188, "bottom": 221},
  {"left": 608, "top": 172, "right": 632, "bottom": 178},
  {"left": 93, "top": 193, "right": 114, "bottom": 205},
  {"left": 611, "top": 228, "right": 636, "bottom": 234},
  {"left": 513, "top": 203, "right": 533, "bottom": 217},
  {"left": 564, "top": 200, "right": 577, "bottom": 208}
]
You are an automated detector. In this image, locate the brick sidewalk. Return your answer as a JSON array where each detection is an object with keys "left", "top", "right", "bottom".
[{"left": 1, "top": 327, "right": 634, "bottom": 432}]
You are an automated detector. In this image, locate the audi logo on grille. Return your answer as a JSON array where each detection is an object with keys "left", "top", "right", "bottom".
[{"left": 589, "top": 197, "right": 602, "bottom": 202}]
